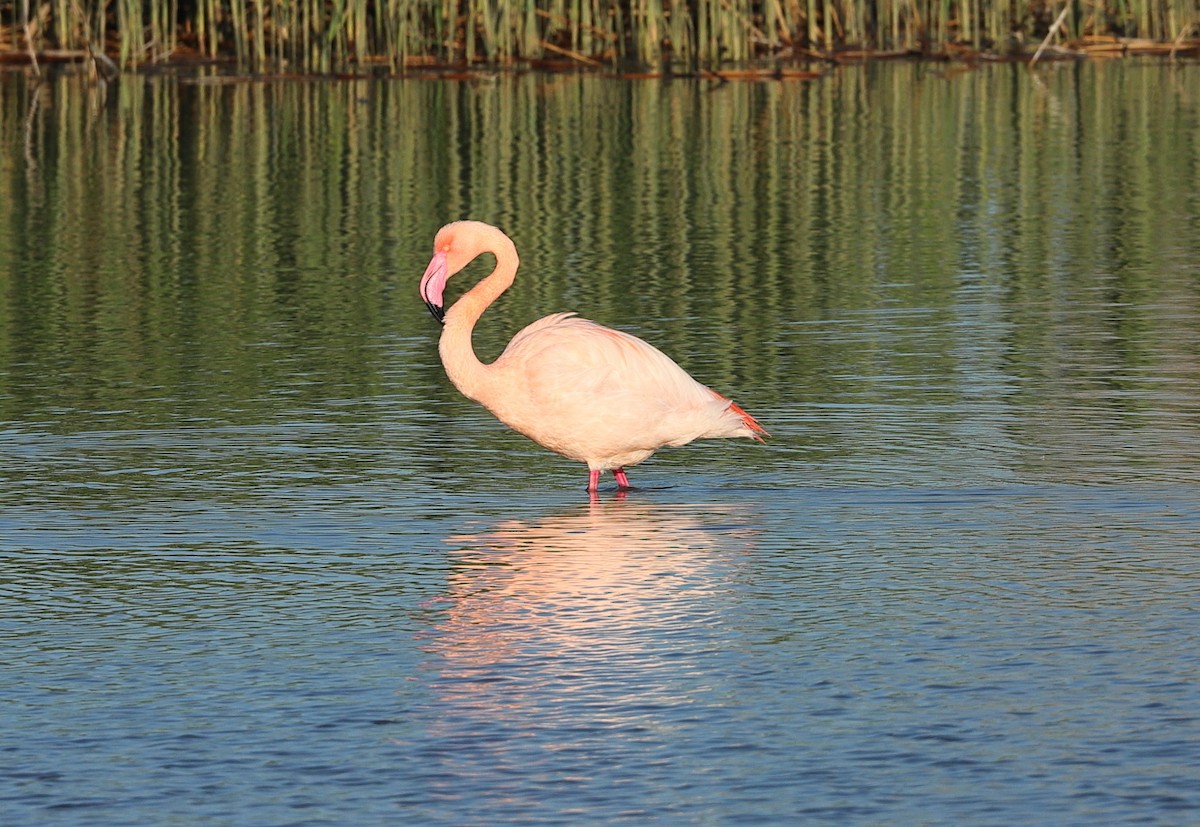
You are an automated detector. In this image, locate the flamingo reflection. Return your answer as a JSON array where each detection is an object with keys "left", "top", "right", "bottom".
[{"left": 411, "top": 497, "right": 760, "bottom": 746}]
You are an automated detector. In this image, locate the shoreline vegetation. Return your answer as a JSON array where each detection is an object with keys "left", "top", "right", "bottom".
[{"left": 1, "top": 0, "right": 1198, "bottom": 79}]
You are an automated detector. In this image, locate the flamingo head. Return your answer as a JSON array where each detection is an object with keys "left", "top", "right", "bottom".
[{"left": 419, "top": 221, "right": 510, "bottom": 325}]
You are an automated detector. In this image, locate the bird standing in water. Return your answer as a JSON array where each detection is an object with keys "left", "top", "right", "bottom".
[{"left": 419, "top": 220, "right": 766, "bottom": 492}]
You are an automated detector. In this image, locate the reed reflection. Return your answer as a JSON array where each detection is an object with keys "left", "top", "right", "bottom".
[{"left": 416, "top": 497, "right": 758, "bottom": 744}]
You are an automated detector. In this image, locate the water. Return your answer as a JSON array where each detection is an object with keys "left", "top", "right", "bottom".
[{"left": 2, "top": 62, "right": 1200, "bottom": 824}]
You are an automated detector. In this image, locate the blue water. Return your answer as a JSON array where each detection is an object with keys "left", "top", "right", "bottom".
[{"left": 4, "top": 465, "right": 1199, "bottom": 824}]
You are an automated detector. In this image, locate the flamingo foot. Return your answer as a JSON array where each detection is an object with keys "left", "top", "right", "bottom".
[
  {"left": 587, "top": 469, "right": 601, "bottom": 492},
  {"left": 613, "top": 467, "right": 632, "bottom": 490}
]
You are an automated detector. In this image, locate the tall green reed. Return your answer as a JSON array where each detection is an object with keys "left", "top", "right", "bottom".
[{"left": 5, "top": 0, "right": 1198, "bottom": 74}]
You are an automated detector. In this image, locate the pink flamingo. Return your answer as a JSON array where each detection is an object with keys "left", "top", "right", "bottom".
[{"left": 419, "top": 220, "right": 767, "bottom": 492}]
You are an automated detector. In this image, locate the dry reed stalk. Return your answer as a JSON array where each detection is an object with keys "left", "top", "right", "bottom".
[
  {"left": 1169, "top": 21, "right": 1197, "bottom": 58},
  {"left": 541, "top": 39, "right": 603, "bottom": 63},
  {"left": 1031, "top": 1, "right": 1074, "bottom": 66}
]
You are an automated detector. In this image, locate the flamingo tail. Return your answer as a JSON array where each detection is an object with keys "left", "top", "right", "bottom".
[{"left": 728, "top": 401, "right": 769, "bottom": 441}]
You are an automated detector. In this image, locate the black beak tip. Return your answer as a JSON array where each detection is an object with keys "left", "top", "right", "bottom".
[{"left": 424, "top": 300, "right": 445, "bottom": 324}]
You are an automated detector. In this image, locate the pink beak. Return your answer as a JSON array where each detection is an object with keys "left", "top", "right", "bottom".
[{"left": 420, "top": 251, "right": 448, "bottom": 323}]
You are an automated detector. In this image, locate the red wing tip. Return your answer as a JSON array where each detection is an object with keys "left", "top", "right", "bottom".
[{"left": 727, "top": 400, "right": 769, "bottom": 440}]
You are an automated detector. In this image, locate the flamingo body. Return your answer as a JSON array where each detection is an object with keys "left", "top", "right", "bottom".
[{"left": 420, "top": 221, "right": 766, "bottom": 491}]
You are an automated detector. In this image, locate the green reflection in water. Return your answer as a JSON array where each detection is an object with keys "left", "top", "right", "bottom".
[{"left": 1, "top": 63, "right": 1198, "bottom": 489}]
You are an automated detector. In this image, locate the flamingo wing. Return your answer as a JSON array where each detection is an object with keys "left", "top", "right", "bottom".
[{"left": 485, "top": 314, "right": 753, "bottom": 466}]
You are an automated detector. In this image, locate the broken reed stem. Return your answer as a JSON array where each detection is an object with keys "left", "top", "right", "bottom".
[{"left": 1030, "top": 2, "right": 1074, "bottom": 67}]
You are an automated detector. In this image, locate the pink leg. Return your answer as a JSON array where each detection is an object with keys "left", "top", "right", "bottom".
[
  {"left": 613, "top": 467, "right": 631, "bottom": 489},
  {"left": 587, "top": 469, "right": 601, "bottom": 491}
]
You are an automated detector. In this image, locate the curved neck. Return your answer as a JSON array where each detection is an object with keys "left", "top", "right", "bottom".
[{"left": 438, "top": 234, "right": 519, "bottom": 400}]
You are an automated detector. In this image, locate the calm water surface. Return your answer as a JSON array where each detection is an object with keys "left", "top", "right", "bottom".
[{"left": 2, "top": 62, "right": 1199, "bottom": 824}]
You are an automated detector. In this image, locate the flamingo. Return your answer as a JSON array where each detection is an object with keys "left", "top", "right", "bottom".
[{"left": 419, "top": 220, "right": 767, "bottom": 492}]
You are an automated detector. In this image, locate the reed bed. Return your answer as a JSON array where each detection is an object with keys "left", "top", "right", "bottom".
[{"left": 2, "top": 0, "right": 1198, "bottom": 74}]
